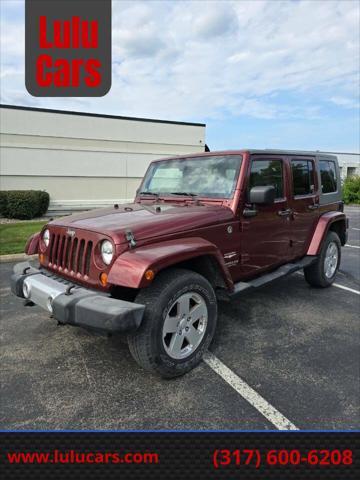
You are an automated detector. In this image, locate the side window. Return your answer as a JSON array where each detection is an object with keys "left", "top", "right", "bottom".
[
  {"left": 291, "top": 159, "right": 315, "bottom": 196},
  {"left": 250, "top": 159, "right": 283, "bottom": 198},
  {"left": 320, "top": 160, "right": 337, "bottom": 193}
]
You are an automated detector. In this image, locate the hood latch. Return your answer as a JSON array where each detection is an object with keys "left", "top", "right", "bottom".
[{"left": 125, "top": 229, "right": 137, "bottom": 248}]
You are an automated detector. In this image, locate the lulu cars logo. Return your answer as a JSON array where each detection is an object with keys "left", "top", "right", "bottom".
[{"left": 25, "top": 0, "right": 111, "bottom": 96}]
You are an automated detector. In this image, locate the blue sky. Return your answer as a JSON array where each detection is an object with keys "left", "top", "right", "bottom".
[{"left": 0, "top": 0, "right": 359, "bottom": 152}]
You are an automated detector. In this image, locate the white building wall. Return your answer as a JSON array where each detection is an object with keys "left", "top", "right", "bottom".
[
  {"left": 330, "top": 152, "right": 360, "bottom": 179},
  {"left": 0, "top": 106, "right": 206, "bottom": 212}
]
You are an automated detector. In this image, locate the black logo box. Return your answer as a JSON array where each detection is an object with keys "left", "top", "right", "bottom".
[{"left": 25, "top": 0, "right": 111, "bottom": 97}]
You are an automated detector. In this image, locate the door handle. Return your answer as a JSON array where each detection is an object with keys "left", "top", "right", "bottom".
[
  {"left": 308, "top": 204, "right": 320, "bottom": 210},
  {"left": 277, "top": 208, "right": 292, "bottom": 217}
]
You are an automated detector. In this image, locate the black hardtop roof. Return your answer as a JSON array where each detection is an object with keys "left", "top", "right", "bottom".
[
  {"left": 151, "top": 149, "right": 339, "bottom": 164},
  {"left": 246, "top": 149, "right": 338, "bottom": 158},
  {"left": 165, "top": 149, "right": 339, "bottom": 159}
]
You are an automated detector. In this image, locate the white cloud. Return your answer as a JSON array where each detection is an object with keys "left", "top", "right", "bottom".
[
  {"left": 0, "top": 0, "right": 359, "bottom": 123},
  {"left": 115, "top": 29, "right": 165, "bottom": 58},
  {"left": 330, "top": 96, "right": 360, "bottom": 109},
  {"left": 192, "top": 5, "right": 238, "bottom": 39}
]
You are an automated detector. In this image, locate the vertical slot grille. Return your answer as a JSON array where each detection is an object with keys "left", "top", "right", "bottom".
[
  {"left": 52, "top": 234, "right": 59, "bottom": 264},
  {"left": 64, "top": 237, "right": 70, "bottom": 269},
  {"left": 77, "top": 239, "right": 85, "bottom": 275},
  {"left": 58, "top": 236, "right": 65, "bottom": 267},
  {"left": 47, "top": 230, "right": 93, "bottom": 277},
  {"left": 84, "top": 241, "right": 93, "bottom": 276},
  {"left": 71, "top": 238, "right": 78, "bottom": 272},
  {"left": 55, "top": 234, "right": 61, "bottom": 264}
]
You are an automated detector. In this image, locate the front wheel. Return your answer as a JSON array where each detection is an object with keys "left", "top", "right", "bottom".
[
  {"left": 304, "top": 231, "right": 341, "bottom": 287},
  {"left": 127, "top": 268, "right": 218, "bottom": 378}
]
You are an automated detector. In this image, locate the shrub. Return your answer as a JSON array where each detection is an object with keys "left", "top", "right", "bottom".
[
  {"left": 37, "top": 191, "right": 50, "bottom": 216},
  {"left": 0, "top": 190, "right": 50, "bottom": 219},
  {"left": 343, "top": 175, "right": 360, "bottom": 205},
  {"left": 6, "top": 191, "right": 40, "bottom": 220},
  {"left": 0, "top": 191, "right": 8, "bottom": 217}
]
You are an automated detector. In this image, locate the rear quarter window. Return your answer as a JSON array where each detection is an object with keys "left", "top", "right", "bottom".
[{"left": 320, "top": 160, "right": 337, "bottom": 193}]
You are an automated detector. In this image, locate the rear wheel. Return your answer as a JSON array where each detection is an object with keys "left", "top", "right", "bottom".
[
  {"left": 127, "top": 268, "right": 217, "bottom": 378},
  {"left": 304, "top": 231, "right": 341, "bottom": 287}
]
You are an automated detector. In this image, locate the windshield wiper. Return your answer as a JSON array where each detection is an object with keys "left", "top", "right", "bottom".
[
  {"left": 139, "top": 191, "right": 159, "bottom": 197},
  {"left": 170, "top": 192, "right": 198, "bottom": 197}
]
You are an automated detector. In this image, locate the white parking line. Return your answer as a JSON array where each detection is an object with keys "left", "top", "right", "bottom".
[
  {"left": 332, "top": 283, "right": 360, "bottom": 296},
  {"left": 352, "top": 228, "right": 360, "bottom": 231},
  {"left": 295, "top": 272, "right": 360, "bottom": 295},
  {"left": 203, "top": 352, "right": 298, "bottom": 430},
  {"left": 345, "top": 244, "right": 360, "bottom": 249}
]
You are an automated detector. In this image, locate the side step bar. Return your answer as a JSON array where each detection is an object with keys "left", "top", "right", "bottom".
[{"left": 230, "top": 256, "right": 316, "bottom": 297}]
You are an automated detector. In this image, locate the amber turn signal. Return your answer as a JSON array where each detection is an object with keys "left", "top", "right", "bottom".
[
  {"left": 144, "top": 269, "right": 155, "bottom": 281},
  {"left": 100, "top": 272, "right": 108, "bottom": 286},
  {"left": 39, "top": 253, "right": 45, "bottom": 263}
]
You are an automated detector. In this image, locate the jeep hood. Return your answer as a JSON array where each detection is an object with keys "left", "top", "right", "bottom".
[{"left": 50, "top": 202, "right": 234, "bottom": 244}]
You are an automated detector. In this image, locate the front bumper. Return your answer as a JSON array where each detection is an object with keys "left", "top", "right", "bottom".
[{"left": 11, "top": 262, "right": 145, "bottom": 334}]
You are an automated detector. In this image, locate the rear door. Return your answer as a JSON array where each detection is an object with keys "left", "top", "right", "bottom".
[
  {"left": 288, "top": 156, "right": 320, "bottom": 257},
  {"left": 239, "top": 155, "right": 292, "bottom": 276}
]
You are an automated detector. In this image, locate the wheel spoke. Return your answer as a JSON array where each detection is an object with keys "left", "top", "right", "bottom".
[
  {"left": 169, "top": 332, "right": 184, "bottom": 356},
  {"left": 190, "top": 301, "right": 207, "bottom": 323},
  {"left": 177, "top": 295, "right": 190, "bottom": 318},
  {"left": 185, "top": 325, "right": 202, "bottom": 347},
  {"left": 163, "top": 316, "right": 179, "bottom": 334},
  {"left": 326, "top": 265, "right": 332, "bottom": 277}
]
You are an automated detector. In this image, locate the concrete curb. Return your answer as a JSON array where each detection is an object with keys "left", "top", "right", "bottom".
[{"left": 0, "top": 253, "right": 37, "bottom": 264}]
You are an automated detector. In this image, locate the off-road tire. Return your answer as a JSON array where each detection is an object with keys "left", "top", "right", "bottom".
[
  {"left": 304, "top": 231, "right": 341, "bottom": 288},
  {"left": 127, "top": 268, "right": 217, "bottom": 378}
]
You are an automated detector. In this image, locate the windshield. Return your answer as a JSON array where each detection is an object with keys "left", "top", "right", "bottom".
[{"left": 140, "top": 155, "right": 242, "bottom": 199}]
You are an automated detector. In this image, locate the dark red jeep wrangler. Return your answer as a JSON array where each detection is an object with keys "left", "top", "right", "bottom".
[{"left": 12, "top": 150, "right": 348, "bottom": 377}]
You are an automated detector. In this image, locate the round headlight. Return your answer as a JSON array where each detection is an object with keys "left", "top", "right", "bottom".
[
  {"left": 43, "top": 229, "right": 50, "bottom": 247},
  {"left": 101, "top": 240, "right": 113, "bottom": 265}
]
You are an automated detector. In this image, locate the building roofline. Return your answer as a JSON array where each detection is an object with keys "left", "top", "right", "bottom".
[{"left": 0, "top": 104, "right": 206, "bottom": 128}]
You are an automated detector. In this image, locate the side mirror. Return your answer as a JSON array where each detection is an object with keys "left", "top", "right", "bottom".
[{"left": 249, "top": 185, "right": 276, "bottom": 205}]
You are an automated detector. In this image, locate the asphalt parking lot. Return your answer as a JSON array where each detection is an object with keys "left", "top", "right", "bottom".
[{"left": 1, "top": 206, "right": 359, "bottom": 431}]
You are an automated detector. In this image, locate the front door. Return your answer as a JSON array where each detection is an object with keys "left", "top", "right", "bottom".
[
  {"left": 239, "top": 156, "right": 292, "bottom": 278},
  {"left": 287, "top": 156, "right": 320, "bottom": 258}
]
